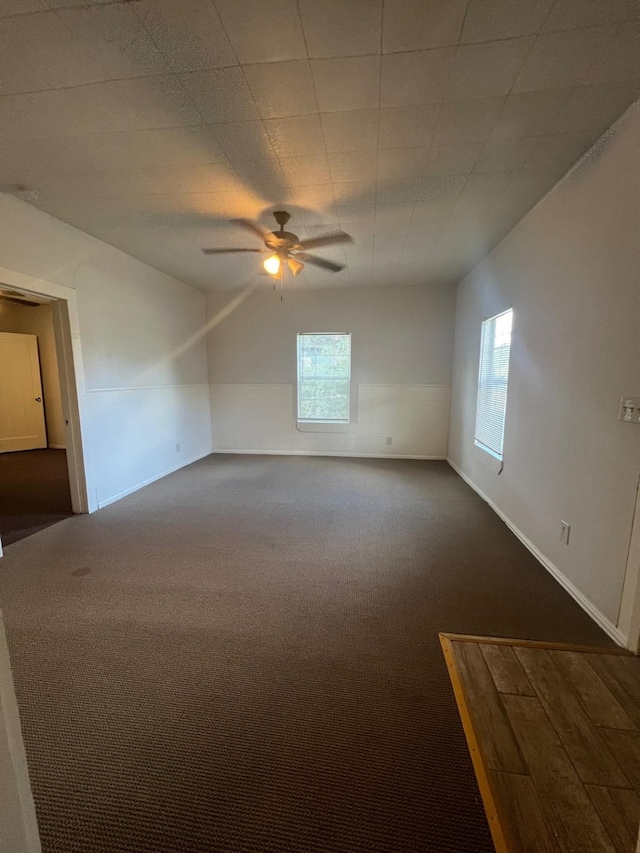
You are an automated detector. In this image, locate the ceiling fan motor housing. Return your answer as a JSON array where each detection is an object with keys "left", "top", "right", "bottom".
[{"left": 265, "top": 230, "right": 300, "bottom": 252}]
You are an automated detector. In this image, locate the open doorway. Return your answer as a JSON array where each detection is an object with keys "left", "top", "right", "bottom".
[
  {"left": 0, "top": 289, "right": 73, "bottom": 545},
  {"left": 0, "top": 268, "right": 89, "bottom": 556}
]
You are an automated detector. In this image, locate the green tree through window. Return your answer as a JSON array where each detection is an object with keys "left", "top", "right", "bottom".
[{"left": 297, "top": 333, "right": 351, "bottom": 422}]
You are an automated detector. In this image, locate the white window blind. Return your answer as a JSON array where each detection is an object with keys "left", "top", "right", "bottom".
[
  {"left": 474, "top": 309, "right": 513, "bottom": 460},
  {"left": 297, "top": 333, "right": 351, "bottom": 422}
]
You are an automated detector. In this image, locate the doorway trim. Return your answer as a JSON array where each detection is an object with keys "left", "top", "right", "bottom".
[
  {"left": 618, "top": 475, "right": 640, "bottom": 654},
  {"left": 0, "top": 265, "right": 92, "bottom": 556}
]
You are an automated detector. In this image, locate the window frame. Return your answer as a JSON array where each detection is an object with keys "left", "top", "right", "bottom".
[
  {"left": 474, "top": 308, "right": 513, "bottom": 470},
  {"left": 296, "top": 332, "right": 352, "bottom": 426}
]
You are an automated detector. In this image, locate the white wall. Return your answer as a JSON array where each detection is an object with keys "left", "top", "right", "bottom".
[
  {"left": 449, "top": 101, "right": 640, "bottom": 636},
  {"left": 0, "top": 301, "right": 66, "bottom": 448},
  {"left": 206, "top": 285, "right": 455, "bottom": 457},
  {"left": 0, "top": 615, "right": 41, "bottom": 853},
  {"left": 0, "top": 194, "right": 212, "bottom": 509}
]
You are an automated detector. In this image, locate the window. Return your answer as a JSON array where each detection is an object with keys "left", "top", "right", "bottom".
[
  {"left": 297, "top": 333, "right": 351, "bottom": 423},
  {"left": 475, "top": 309, "right": 513, "bottom": 461}
]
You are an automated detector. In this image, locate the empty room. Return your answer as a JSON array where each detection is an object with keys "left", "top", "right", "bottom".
[{"left": 0, "top": 1, "right": 639, "bottom": 852}]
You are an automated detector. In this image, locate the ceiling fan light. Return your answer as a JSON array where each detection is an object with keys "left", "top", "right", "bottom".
[
  {"left": 287, "top": 257, "right": 305, "bottom": 277},
  {"left": 263, "top": 253, "right": 281, "bottom": 275}
]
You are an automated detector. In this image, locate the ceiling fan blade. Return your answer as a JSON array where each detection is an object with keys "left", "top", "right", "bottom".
[
  {"left": 229, "top": 218, "right": 268, "bottom": 240},
  {"left": 296, "top": 230, "right": 354, "bottom": 251},
  {"left": 201, "top": 248, "right": 266, "bottom": 254},
  {"left": 296, "top": 252, "right": 345, "bottom": 273}
]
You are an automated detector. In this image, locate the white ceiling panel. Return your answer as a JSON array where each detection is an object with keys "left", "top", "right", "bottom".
[
  {"left": 328, "top": 151, "right": 378, "bottom": 183},
  {"left": 582, "top": 22, "right": 640, "bottom": 85},
  {"left": 489, "top": 88, "right": 573, "bottom": 138},
  {"left": 333, "top": 182, "right": 377, "bottom": 206},
  {"left": 0, "top": 8, "right": 169, "bottom": 96},
  {"left": 445, "top": 38, "right": 535, "bottom": 101},
  {"left": 0, "top": 83, "right": 147, "bottom": 139},
  {"left": 335, "top": 203, "right": 376, "bottom": 229},
  {"left": 211, "top": 121, "right": 277, "bottom": 162},
  {"left": 320, "top": 109, "right": 379, "bottom": 152},
  {"left": 423, "top": 143, "right": 484, "bottom": 175},
  {"left": 417, "top": 174, "right": 466, "bottom": 203},
  {"left": 0, "top": 0, "right": 49, "bottom": 15},
  {"left": 178, "top": 67, "right": 260, "bottom": 123},
  {"left": 523, "top": 132, "right": 594, "bottom": 174},
  {"left": 299, "top": 0, "right": 382, "bottom": 58},
  {"left": 1, "top": 0, "right": 637, "bottom": 291},
  {"left": 378, "top": 105, "right": 439, "bottom": 148},
  {"left": 214, "top": 0, "right": 307, "bottom": 64},
  {"left": 72, "top": 126, "right": 228, "bottom": 170},
  {"left": 460, "top": 0, "right": 554, "bottom": 43},
  {"left": 135, "top": 0, "right": 237, "bottom": 73},
  {"left": 473, "top": 137, "right": 540, "bottom": 172},
  {"left": 56, "top": 4, "right": 171, "bottom": 76},
  {"left": 381, "top": 48, "right": 456, "bottom": 107},
  {"left": 264, "top": 114, "right": 325, "bottom": 157},
  {"left": 376, "top": 178, "right": 421, "bottom": 205},
  {"left": 279, "top": 155, "right": 331, "bottom": 187},
  {"left": 311, "top": 56, "right": 381, "bottom": 113},
  {"left": 377, "top": 148, "right": 430, "bottom": 180},
  {"left": 553, "top": 81, "right": 640, "bottom": 134},
  {"left": 433, "top": 97, "right": 505, "bottom": 145},
  {"left": 231, "top": 159, "right": 289, "bottom": 195},
  {"left": 459, "top": 172, "right": 512, "bottom": 198},
  {"left": 382, "top": 0, "right": 468, "bottom": 52},
  {"left": 512, "top": 26, "right": 617, "bottom": 92},
  {"left": 541, "top": 0, "right": 634, "bottom": 32},
  {"left": 243, "top": 61, "right": 317, "bottom": 119},
  {"left": 116, "top": 75, "right": 205, "bottom": 128}
]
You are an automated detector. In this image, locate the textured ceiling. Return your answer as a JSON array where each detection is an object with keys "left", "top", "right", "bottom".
[{"left": 1, "top": 0, "right": 638, "bottom": 291}]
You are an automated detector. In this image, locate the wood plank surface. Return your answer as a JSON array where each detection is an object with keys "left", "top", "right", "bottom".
[
  {"left": 514, "top": 647, "right": 630, "bottom": 787},
  {"left": 549, "top": 651, "right": 636, "bottom": 730},
  {"left": 586, "top": 785, "right": 640, "bottom": 851},
  {"left": 501, "top": 693, "right": 617, "bottom": 853},
  {"left": 441, "top": 634, "right": 628, "bottom": 654},
  {"left": 480, "top": 644, "right": 536, "bottom": 696},
  {"left": 489, "top": 771, "right": 562, "bottom": 853},
  {"left": 451, "top": 640, "right": 526, "bottom": 775},
  {"left": 439, "top": 635, "right": 511, "bottom": 853},
  {"left": 600, "top": 729, "right": 640, "bottom": 796},
  {"left": 586, "top": 655, "right": 640, "bottom": 729},
  {"left": 442, "top": 636, "right": 640, "bottom": 853}
]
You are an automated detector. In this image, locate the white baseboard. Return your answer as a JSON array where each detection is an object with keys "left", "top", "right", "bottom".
[
  {"left": 97, "top": 450, "right": 212, "bottom": 509},
  {"left": 48, "top": 444, "right": 66, "bottom": 450},
  {"left": 447, "top": 457, "right": 628, "bottom": 649},
  {"left": 211, "top": 449, "right": 446, "bottom": 460}
]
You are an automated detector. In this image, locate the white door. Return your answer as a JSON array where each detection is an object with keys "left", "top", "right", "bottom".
[{"left": 0, "top": 332, "right": 47, "bottom": 453}]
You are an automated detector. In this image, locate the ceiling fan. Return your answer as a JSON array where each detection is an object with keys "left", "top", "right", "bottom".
[{"left": 201, "top": 210, "right": 354, "bottom": 278}]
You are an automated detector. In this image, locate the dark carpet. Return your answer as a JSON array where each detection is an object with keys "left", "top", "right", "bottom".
[
  {"left": 0, "top": 456, "right": 612, "bottom": 853},
  {"left": 0, "top": 449, "right": 73, "bottom": 547}
]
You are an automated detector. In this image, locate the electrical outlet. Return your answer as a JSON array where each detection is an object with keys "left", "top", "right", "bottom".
[
  {"left": 385, "top": 436, "right": 393, "bottom": 446},
  {"left": 175, "top": 442, "right": 181, "bottom": 453},
  {"left": 619, "top": 396, "right": 640, "bottom": 423},
  {"left": 560, "top": 521, "right": 570, "bottom": 545}
]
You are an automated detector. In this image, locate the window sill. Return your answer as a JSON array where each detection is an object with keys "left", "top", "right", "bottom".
[
  {"left": 297, "top": 421, "right": 351, "bottom": 434},
  {"left": 474, "top": 441, "right": 503, "bottom": 473}
]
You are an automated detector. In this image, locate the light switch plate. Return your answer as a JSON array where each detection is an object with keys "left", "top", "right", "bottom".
[{"left": 619, "top": 397, "right": 640, "bottom": 424}]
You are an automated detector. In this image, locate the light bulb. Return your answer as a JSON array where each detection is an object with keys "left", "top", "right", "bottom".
[
  {"left": 263, "top": 254, "right": 281, "bottom": 275},
  {"left": 287, "top": 257, "right": 305, "bottom": 277}
]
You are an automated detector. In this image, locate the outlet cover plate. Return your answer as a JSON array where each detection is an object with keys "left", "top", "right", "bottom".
[{"left": 620, "top": 396, "right": 640, "bottom": 423}]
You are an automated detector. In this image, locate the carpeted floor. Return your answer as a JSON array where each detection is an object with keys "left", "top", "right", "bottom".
[
  {"left": 0, "top": 449, "right": 73, "bottom": 547},
  {"left": 0, "top": 455, "right": 612, "bottom": 853}
]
